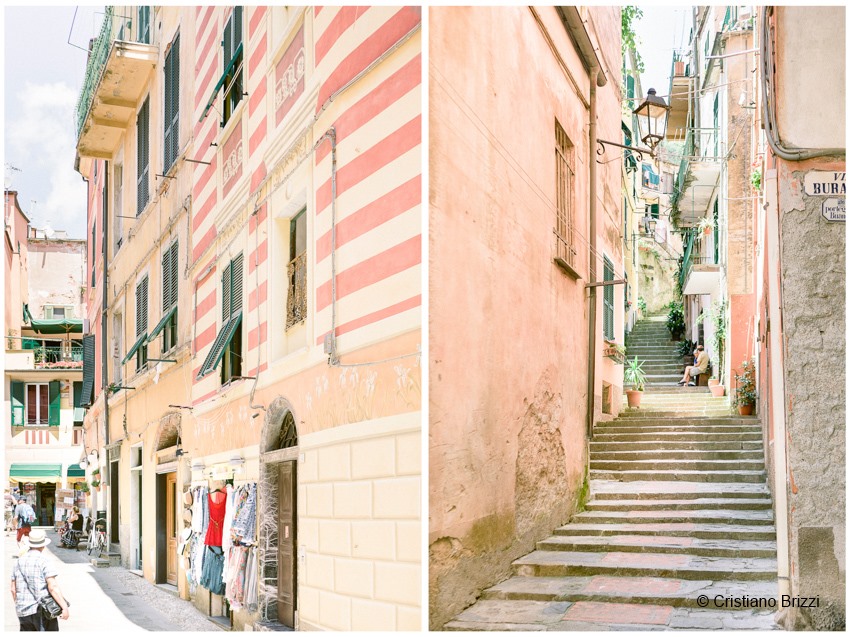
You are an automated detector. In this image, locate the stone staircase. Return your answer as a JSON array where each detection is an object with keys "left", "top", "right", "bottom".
[
  {"left": 444, "top": 318, "right": 779, "bottom": 631},
  {"left": 624, "top": 313, "right": 698, "bottom": 392}
]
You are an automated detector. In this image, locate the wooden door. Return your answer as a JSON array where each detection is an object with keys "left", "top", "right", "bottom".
[
  {"left": 278, "top": 462, "right": 296, "bottom": 627},
  {"left": 165, "top": 473, "right": 177, "bottom": 585}
]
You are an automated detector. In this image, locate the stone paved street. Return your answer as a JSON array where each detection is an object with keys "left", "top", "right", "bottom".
[{"left": 4, "top": 528, "right": 222, "bottom": 632}]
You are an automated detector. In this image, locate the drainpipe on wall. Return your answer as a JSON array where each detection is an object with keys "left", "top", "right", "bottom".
[{"left": 102, "top": 162, "right": 110, "bottom": 489}]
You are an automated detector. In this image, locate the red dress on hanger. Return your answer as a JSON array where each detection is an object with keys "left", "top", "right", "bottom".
[{"left": 205, "top": 489, "right": 227, "bottom": 547}]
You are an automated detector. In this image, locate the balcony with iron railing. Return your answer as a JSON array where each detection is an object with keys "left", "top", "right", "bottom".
[
  {"left": 75, "top": 6, "right": 158, "bottom": 159},
  {"left": 680, "top": 232, "right": 722, "bottom": 295},
  {"left": 5, "top": 336, "right": 84, "bottom": 371}
]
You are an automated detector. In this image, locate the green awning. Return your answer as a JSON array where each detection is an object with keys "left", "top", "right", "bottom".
[
  {"left": 29, "top": 319, "right": 84, "bottom": 334},
  {"left": 10, "top": 463, "right": 62, "bottom": 480},
  {"left": 23, "top": 304, "right": 33, "bottom": 324},
  {"left": 147, "top": 305, "right": 177, "bottom": 344},
  {"left": 196, "top": 313, "right": 242, "bottom": 379},
  {"left": 66, "top": 464, "right": 85, "bottom": 477},
  {"left": 122, "top": 333, "right": 148, "bottom": 364}
]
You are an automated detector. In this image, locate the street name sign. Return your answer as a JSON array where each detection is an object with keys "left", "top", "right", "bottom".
[
  {"left": 821, "top": 197, "right": 845, "bottom": 222},
  {"left": 804, "top": 171, "right": 845, "bottom": 196}
]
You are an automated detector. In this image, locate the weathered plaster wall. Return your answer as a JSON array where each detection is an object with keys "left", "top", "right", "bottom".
[
  {"left": 778, "top": 160, "right": 845, "bottom": 630},
  {"left": 637, "top": 245, "right": 678, "bottom": 314},
  {"left": 428, "top": 6, "right": 621, "bottom": 629}
]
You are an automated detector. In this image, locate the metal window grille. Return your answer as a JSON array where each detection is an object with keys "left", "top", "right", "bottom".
[
  {"left": 286, "top": 253, "right": 307, "bottom": 329},
  {"left": 555, "top": 122, "right": 576, "bottom": 268}
]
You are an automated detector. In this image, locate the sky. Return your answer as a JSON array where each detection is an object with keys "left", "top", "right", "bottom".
[
  {"left": 632, "top": 6, "right": 692, "bottom": 102},
  {"left": 4, "top": 6, "right": 104, "bottom": 239}
]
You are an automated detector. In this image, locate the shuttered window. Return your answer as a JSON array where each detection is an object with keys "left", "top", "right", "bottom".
[
  {"left": 163, "top": 35, "right": 180, "bottom": 172},
  {"left": 603, "top": 256, "right": 615, "bottom": 340},
  {"left": 196, "top": 254, "right": 243, "bottom": 381},
  {"left": 554, "top": 121, "right": 576, "bottom": 272},
  {"left": 134, "top": 276, "right": 149, "bottom": 370},
  {"left": 137, "top": 97, "right": 150, "bottom": 215},
  {"left": 148, "top": 241, "right": 179, "bottom": 351},
  {"left": 81, "top": 335, "right": 95, "bottom": 407},
  {"left": 10, "top": 381, "right": 25, "bottom": 426},
  {"left": 222, "top": 7, "right": 243, "bottom": 125},
  {"left": 138, "top": 6, "right": 150, "bottom": 44}
]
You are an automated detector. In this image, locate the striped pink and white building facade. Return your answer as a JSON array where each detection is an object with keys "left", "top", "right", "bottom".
[{"left": 186, "top": 6, "right": 421, "bottom": 631}]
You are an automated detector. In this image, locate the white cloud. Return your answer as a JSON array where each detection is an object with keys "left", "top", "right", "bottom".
[{"left": 7, "top": 81, "right": 87, "bottom": 238}]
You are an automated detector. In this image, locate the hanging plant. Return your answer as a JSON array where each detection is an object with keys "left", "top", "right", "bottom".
[
  {"left": 90, "top": 479, "right": 101, "bottom": 488},
  {"left": 77, "top": 481, "right": 90, "bottom": 493},
  {"left": 751, "top": 169, "right": 762, "bottom": 192}
]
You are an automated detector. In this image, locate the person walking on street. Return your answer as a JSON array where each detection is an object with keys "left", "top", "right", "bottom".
[
  {"left": 15, "top": 498, "right": 35, "bottom": 549},
  {"left": 10, "top": 529, "right": 70, "bottom": 630}
]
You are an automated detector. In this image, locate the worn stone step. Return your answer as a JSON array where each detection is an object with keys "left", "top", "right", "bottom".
[
  {"left": 572, "top": 509, "right": 773, "bottom": 526},
  {"left": 590, "top": 481, "right": 771, "bottom": 500},
  {"left": 644, "top": 386, "right": 712, "bottom": 394},
  {"left": 591, "top": 440, "right": 764, "bottom": 452},
  {"left": 554, "top": 522, "right": 777, "bottom": 541},
  {"left": 591, "top": 449, "right": 763, "bottom": 461},
  {"left": 480, "top": 575, "right": 779, "bottom": 613},
  {"left": 512, "top": 550, "right": 777, "bottom": 581},
  {"left": 589, "top": 469, "right": 767, "bottom": 483},
  {"left": 617, "top": 410, "right": 734, "bottom": 419},
  {"left": 595, "top": 425, "right": 761, "bottom": 434},
  {"left": 592, "top": 433, "right": 763, "bottom": 444},
  {"left": 585, "top": 498, "right": 773, "bottom": 512},
  {"left": 590, "top": 459, "right": 765, "bottom": 472},
  {"left": 536, "top": 534, "right": 777, "bottom": 558}
]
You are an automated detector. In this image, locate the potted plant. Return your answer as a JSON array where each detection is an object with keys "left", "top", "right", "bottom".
[
  {"left": 77, "top": 481, "right": 90, "bottom": 493},
  {"left": 708, "top": 376, "right": 720, "bottom": 388},
  {"left": 678, "top": 339, "right": 696, "bottom": 365},
  {"left": 709, "top": 381, "right": 725, "bottom": 397},
  {"left": 624, "top": 357, "right": 647, "bottom": 408},
  {"left": 733, "top": 359, "right": 757, "bottom": 415},
  {"left": 603, "top": 341, "right": 627, "bottom": 364},
  {"left": 637, "top": 296, "right": 647, "bottom": 317},
  {"left": 697, "top": 216, "right": 714, "bottom": 236},
  {"left": 665, "top": 301, "right": 685, "bottom": 341}
]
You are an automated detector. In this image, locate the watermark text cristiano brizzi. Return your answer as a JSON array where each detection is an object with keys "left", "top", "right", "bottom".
[{"left": 697, "top": 595, "right": 820, "bottom": 609}]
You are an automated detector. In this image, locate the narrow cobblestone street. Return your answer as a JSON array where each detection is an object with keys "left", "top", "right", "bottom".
[{"left": 4, "top": 528, "right": 222, "bottom": 632}]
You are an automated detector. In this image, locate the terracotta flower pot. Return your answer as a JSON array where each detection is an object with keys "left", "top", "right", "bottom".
[
  {"left": 626, "top": 390, "right": 643, "bottom": 408},
  {"left": 708, "top": 379, "right": 719, "bottom": 388},
  {"left": 709, "top": 384, "right": 725, "bottom": 397},
  {"left": 737, "top": 403, "right": 754, "bottom": 416},
  {"left": 703, "top": 226, "right": 712, "bottom": 236}
]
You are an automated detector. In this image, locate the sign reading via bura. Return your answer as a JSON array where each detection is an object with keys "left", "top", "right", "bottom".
[
  {"left": 804, "top": 171, "right": 846, "bottom": 196},
  {"left": 821, "top": 197, "right": 845, "bottom": 222}
]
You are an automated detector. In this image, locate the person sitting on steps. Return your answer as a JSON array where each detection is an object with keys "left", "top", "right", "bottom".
[{"left": 678, "top": 344, "right": 708, "bottom": 386}]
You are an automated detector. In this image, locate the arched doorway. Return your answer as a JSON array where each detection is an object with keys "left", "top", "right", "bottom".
[{"left": 258, "top": 398, "right": 299, "bottom": 628}]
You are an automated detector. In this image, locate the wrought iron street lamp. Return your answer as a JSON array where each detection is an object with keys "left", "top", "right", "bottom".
[{"left": 597, "top": 88, "right": 671, "bottom": 161}]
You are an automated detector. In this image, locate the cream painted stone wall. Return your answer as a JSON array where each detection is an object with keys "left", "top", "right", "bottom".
[{"left": 297, "top": 413, "right": 420, "bottom": 631}]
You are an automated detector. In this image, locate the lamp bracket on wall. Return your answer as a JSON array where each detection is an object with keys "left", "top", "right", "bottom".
[
  {"left": 596, "top": 139, "right": 650, "bottom": 163},
  {"left": 584, "top": 278, "right": 626, "bottom": 289}
]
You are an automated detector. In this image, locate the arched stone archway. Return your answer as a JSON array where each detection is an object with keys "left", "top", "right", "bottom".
[{"left": 257, "top": 397, "right": 299, "bottom": 627}]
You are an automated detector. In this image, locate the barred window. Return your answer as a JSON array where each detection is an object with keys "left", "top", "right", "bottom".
[
  {"left": 554, "top": 121, "right": 576, "bottom": 271},
  {"left": 286, "top": 209, "right": 307, "bottom": 329}
]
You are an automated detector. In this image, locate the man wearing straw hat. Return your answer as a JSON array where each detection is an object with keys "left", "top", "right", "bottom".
[{"left": 10, "top": 529, "right": 70, "bottom": 630}]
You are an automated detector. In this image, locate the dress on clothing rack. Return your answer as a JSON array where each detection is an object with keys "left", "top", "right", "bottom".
[{"left": 205, "top": 490, "right": 227, "bottom": 547}]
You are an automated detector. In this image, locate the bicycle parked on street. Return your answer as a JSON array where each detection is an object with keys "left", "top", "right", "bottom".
[{"left": 86, "top": 517, "right": 108, "bottom": 557}]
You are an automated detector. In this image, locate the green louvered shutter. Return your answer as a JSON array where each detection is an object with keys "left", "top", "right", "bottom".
[
  {"left": 81, "top": 335, "right": 95, "bottom": 406},
  {"left": 169, "top": 241, "right": 179, "bottom": 307},
  {"left": 231, "top": 253, "right": 243, "bottom": 317},
  {"left": 222, "top": 262, "right": 232, "bottom": 321},
  {"left": 162, "top": 247, "right": 173, "bottom": 312},
  {"left": 137, "top": 276, "right": 149, "bottom": 336},
  {"left": 603, "top": 257, "right": 615, "bottom": 340},
  {"left": 137, "top": 97, "right": 150, "bottom": 215},
  {"left": 163, "top": 36, "right": 180, "bottom": 172},
  {"left": 10, "top": 381, "right": 25, "bottom": 426},
  {"left": 48, "top": 380, "right": 61, "bottom": 426}
]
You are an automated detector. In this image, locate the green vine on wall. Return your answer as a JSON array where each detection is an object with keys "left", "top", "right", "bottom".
[{"left": 622, "top": 6, "right": 645, "bottom": 74}]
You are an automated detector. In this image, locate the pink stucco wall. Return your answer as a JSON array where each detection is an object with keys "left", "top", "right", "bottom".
[{"left": 428, "top": 6, "right": 622, "bottom": 628}]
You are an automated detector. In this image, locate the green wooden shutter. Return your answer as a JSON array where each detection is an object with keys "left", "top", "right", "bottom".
[
  {"left": 81, "top": 335, "right": 95, "bottom": 406},
  {"left": 162, "top": 247, "right": 172, "bottom": 312},
  {"left": 231, "top": 253, "right": 243, "bottom": 316},
  {"left": 10, "top": 381, "right": 25, "bottom": 426},
  {"left": 222, "top": 262, "right": 232, "bottom": 322},
  {"left": 137, "top": 98, "right": 150, "bottom": 215},
  {"left": 136, "top": 276, "right": 149, "bottom": 336},
  {"left": 48, "top": 380, "right": 61, "bottom": 426},
  {"left": 164, "top": 36, "right": 180, "bottom": 172},
  {"left": 603, "top": 257, "right": 615, "bottom": 340},
  {"left": 169, "top": 241, "right": 179, "bottom": 306}
]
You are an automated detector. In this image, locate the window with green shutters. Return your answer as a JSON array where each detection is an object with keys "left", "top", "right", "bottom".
[
  {"left": 73, "top": 381, "right": 84, "bottom": 424},
  {"left": 138, "top": 6, "right": 150, "bottom": 44},
  {"left": 137, "top": 97, "right": 150, "bottom": 215},
  {"left": 222, "top": 7, "right": 243, "bottom": 126},
  {"left": 81, "top": 334, "right": 95, "bottom": 407},
  {"left": 196, "top": 254, "right": 243, "bottom": 381},
  {"left": 10, "top": 381, "right": 25, "bottom": 426},
  {"left": 603, "top": 256, "right": 615, "bottom": 340},
  {"left": 148, "top": 240, "right": 179, "bottom": 352},
  {"left": 135, "top": 276, "right": 149, "bottom": 371},
  {"left": 163, "top": 35, "right": 180, "bottom": 173}
]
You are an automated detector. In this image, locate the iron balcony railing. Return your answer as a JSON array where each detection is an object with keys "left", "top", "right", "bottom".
[
  {"left": 6, "top": 335, "right": 84, "bottom": 369},
  {"left": 680, "top": 233, "right": 721, "bottom": 291},
  {"left": 75, "top": 6, "right": 115, "bottom": 139}
]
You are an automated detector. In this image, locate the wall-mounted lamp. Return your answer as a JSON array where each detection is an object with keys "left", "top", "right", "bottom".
[{"left": 598, "top": 88, "right": 671, "bottom": 160}]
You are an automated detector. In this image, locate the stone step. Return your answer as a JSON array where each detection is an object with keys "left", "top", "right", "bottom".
[
  {"left": 595, "top": 425, "right": 761, "bottom": 434},
  {"left": 584, "top": 498, "right": 773, "bottom": 512},
  {"left": 598, "top": 416, "right": 759, "bottom": 426},
  {"left": 644, "top": 386, "right": 712, "bottom": 394},
  {"left": 590, "top": 459, "right": 765, "bottom": 472},
  {"left": 536, "top": 535, "right": 777, "bottom": 558},
  {"left": 512, "top": 550, "right": 777, "bottom": 581},
  {"left": 591, "top": 440, "right": 764, "bottom": 452},
  {"left": 591, "top": 449, "right": 764, "bottom": 461},
  {"left": 572, "top": 509, "right": 774, "bottom": 526},
  {"left": 592, "top": 433, "right": 762, "bottom": 444},
  {"left": 554, "top": 522, "right": 777, "bottom": 541},
  {"left": 590, "top": 480, "right": 771, "bottom": 500},
  {"left": 616, "top": 410, "right": 734, "bottom": 419},
  {"left": 477, "top": 576, "right": 780, "bottom": 614},
  {"left": 589, "top": 469, "right": 767, "bottom": 483}
]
